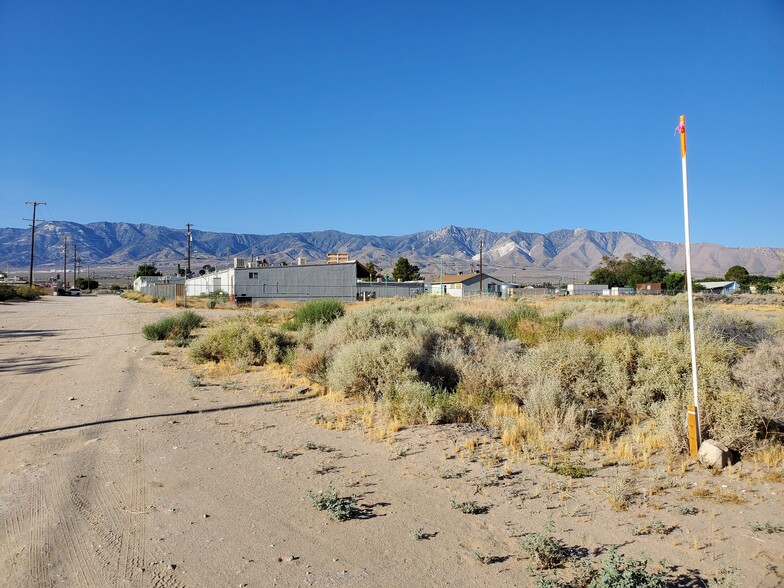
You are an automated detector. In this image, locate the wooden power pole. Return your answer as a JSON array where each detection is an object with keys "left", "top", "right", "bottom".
[{"left": 24, "top": 200, "right": 46, "bottom": 285}]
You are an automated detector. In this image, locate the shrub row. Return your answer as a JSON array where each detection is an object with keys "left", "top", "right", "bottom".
[
  {"left": 0, "top": 284, "right": 43, "bottom": 301},
  {"left": 187, "top": 295, "right": 784, "bottom": 454}
]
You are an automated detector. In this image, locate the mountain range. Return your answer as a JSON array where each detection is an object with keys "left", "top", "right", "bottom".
[{"left": 1, "top": 221, "right": 782, "bottom": 280}]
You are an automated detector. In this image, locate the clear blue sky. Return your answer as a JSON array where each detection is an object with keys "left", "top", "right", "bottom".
[{"left": 1, "top": 1, "right": 782, "bottom": 247}]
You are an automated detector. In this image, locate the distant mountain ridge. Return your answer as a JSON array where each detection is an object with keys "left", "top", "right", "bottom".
[{"left": 1, "top": 221, "right": 782, "bottom": 279}]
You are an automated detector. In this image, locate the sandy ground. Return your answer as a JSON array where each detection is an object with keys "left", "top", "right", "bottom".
[{"left": 1, "top": 295, "right": 783, "bottom": 587}]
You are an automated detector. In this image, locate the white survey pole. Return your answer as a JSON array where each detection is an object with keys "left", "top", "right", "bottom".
[{"left": 677, "top": 115, "right": 701, "bottom": 454}]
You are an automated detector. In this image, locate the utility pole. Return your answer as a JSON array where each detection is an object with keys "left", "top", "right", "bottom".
[
  {"left": 186, "top": 223, "right": 193, "bottom": 275},
  {"left": 440, "top": 255, "right": 443, "bottom": 295},
  {"left": 73, "top": 245, "right": 77, "bottom": 288},
  {"left": 24, "top": 200, "right": 46, "bottom": 285},
  {"left": 62, "top": 235, "right": 68, "bottom": 289},
  {"left": 479, "top": 237, "right": 484, "bottom": 297}
]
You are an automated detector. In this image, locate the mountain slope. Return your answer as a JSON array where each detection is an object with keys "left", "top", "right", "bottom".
[{"left": 1, "top": 222, "right": 782, "bottom": 278}]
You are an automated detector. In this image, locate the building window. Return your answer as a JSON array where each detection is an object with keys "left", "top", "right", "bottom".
[{"left": 249, "top": 272, "right": 258, "bottom": 279}]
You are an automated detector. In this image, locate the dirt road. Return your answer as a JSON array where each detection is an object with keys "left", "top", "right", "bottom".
[
  {"left": 2, "top": 295, "right": 783, "bottom": 587},
  {"left": 0, "top": 296, "right": 523, "bottom": 587}
]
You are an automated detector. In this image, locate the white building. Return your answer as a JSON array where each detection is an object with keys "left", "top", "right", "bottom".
[
  {"left": 430, "top": 273, "right": 505, "bottom": 298},
  {"left": 567, "top": 284, "right": 607, "bottom": 296},
  {"left": 185, "top": 258, "right": 424, "bottom": 302}
]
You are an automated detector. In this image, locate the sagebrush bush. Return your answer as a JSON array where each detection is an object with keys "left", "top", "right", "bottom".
[
  {"left": 522, "top": 380, "right": 585, "bottom": 450},
  {"left": 696, "top": 308, "right": 770, "bottom": 348},
  {"left": 378, "top": 380, "right": 465, "bottom": 425},
  {"left": 734, "top": 338, "right": 784, "bottom": 431},
  {"left": 189, "top": 315, "right": 293, "bottom": 366},
  {"left": 325, "top": 336, "right": 421, "bottom": 398},
  {"left": 520, "top": 338, "right": 602, "bottom": 403}
]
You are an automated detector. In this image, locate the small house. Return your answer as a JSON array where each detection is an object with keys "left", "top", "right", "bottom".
[{"left": 430, "top": 273, "right": 504, "bottom": 298}]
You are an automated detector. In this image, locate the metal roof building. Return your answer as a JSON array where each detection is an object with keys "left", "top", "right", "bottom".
[{"left": 185, "top": 258, "right": 424, "bottom": 302}]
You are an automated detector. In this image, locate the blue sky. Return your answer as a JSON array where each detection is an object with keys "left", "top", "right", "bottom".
[{"left": 1, "top": 1, "right": 782, "bottom": 248}]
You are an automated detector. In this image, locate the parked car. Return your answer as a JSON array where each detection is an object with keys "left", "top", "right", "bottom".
[{"left": 68, "top": 288, "right": 82, "bottom": 296}]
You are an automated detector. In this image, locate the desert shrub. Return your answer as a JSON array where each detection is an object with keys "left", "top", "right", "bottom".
[
  {"left": 290, "top": 299, "right": 345, "bottom": 329},
  {"left": 631, "top": 331, "right": 737, "bottom": 436},
  {"left": 696, "top": 308, "right": 770, "bottom": 348},
  {"left": 325, "top": 336, "right": 421, "bottom": 398},
  {"left": 142, "top": 311, "right": 203, "bottom": 342},
  {"left": 734, "top": 338, "right": 784, "bottom": 431},
  {"left": 0, "top": 284, "right": 45, "bottom": 301},
  {"left": 502, "top": 303, "right": 564, "bottom": 347},
  {"left": 301, "top": 305, "right": 435, "bottom": 379},
  {"left": 522, "top": 380, "right": 585, "bottom": 450},
  {"left": 501, "top": 304, "right": 541, "bottom": 336},
  {"left": 205, "top": 299, "right": 217, "bottom": 309},
  {"left": 588, "top": 546, "right": 665, "bottom": 588},
  {"left": 438, "top": 335, "right": 525, "bottom": 402},
  {"left": 189, "top": 315, "right": 293, "bottom": 365},
  {"left": 655, "top": 394, "right": 690, "bottom": 454},
  {"left": 518, "top": 522, "right": 568, "bottom": 569},
  {"left": 377, "top": 380, "right": 467, "bottom": 425},
  {"left": 521, "top": 338, "right": 602, "bottom": 403},
  {"left": 630, "top": 332, "right": 690, "bottom": 416},
  {"left": 562, "top": 311, "right": 630, "bottom": 336},
  {"left": 307, "top": 487, "right": 357, "bottom": 521},
  {"left": 596, "top": 334, "right": 638, "bottom": 428},
  {"left": 704, "top": 387, "right": 761, "bottom": 450}
]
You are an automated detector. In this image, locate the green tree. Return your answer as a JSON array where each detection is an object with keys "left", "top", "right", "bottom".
[
  {"left": 621, "top": 254, "right": 668, "bottom": 287},
  {"left": 589, "top": 255, "right": 624, "bottom": 287},
  {"left": 392, "top": 257, "right": 422, "bottom": 281},
  {"left": 75, "top": 277, "right": 99, "bottom": 290},
  {"left": 725, "top": 265, "right": 750, "bottom": 283},
  {"left": 662, "top": 272, "right": 685, "bottom": 292},
  {"left": 135, "top": 264, "right": 162, "bottom": 278},
  {"left": 590, "top": 254, "right": 668, "bottom": 288},
  {"left": 756, "top": 282, "right": 773, "bottom": 294},
  {"left": 365, "top": 261, "right": 378, "bottom": 281}
]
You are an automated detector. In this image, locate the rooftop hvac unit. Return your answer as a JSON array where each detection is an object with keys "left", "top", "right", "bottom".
[
  {"left": 233, "top": 258, "right": 246, "bottom": 269},
  {"left": 297, "top": 257, "right": 307, "bottom": 266}
]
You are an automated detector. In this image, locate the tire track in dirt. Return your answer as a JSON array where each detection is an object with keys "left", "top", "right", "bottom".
[
  {"left": 27, "top": 472, "right": 54, "bottom": 588},
  {"left": 49, "top": 466, "right": 103, "bottom": 587},
  {"left": 0, "top": 384, "right": 41, "bottom": 440}
]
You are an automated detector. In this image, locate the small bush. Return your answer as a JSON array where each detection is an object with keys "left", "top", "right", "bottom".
[
  {"left": 519, "top": 523, "right": 567, "bottom": 569},
  {"left": 547, "top": 459, "right": 593, "bottom": 478},
  {"left": 325, "top": 336, "right": 421, "bottom": 398},
  {"left": 734, "top": 338, "right": 784, "bottom": 431},
  {"left": 189, "top": 316, "right": 293, "bottom": 366},
  {"left": 588, "top": 546, "right": 665, "bottom": 588},
  {"left": 449, "top": 496, "right": 484, "bottom": 514},
  {"left": 142, "top": 311, "right": 203, "bottom": 342},
  {"left": 307, "top": 487, "right": 357, "bottom": 521}
]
